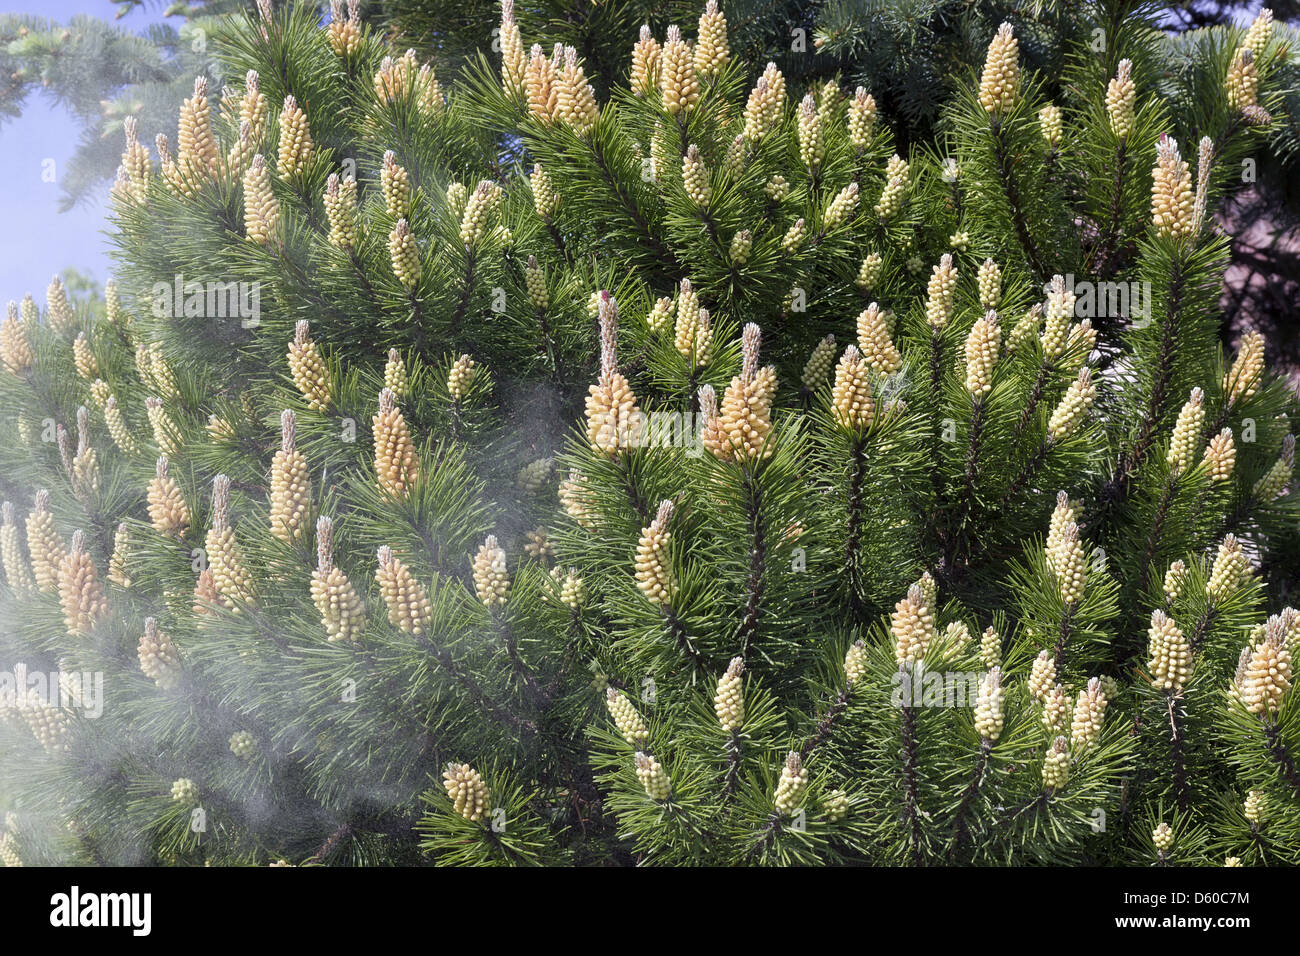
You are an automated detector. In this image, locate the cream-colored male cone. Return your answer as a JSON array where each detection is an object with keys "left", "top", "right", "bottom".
[
  {"left": 59, "top": 530, "right": 108, "bottom": 637},
  {"left": 243, "top": 154, "right": 278, "bottom": 244},
  {"left": 635, "top": 752, "right": 671, "bottom": 800},
  {"left": 443, "top": 763, "right": 491, "bottom": 822},
  {"left": 472, "top": 535, "right": 510, "bottom": 607},
  {"left": 498, "top": 0, "right": 526, "bottom": 93},
  {"left": 607, "top": 687, "right": 649, "bottom": 745},
  {"left": 1151, "top": 135, "right": 1195, "bottom": 239},
  {"left": 634, "top": 501, "right": 676, "bottom": 606},
  {"left": 0, "top": 502, "right": 34, "bottom": 594},
  {"left": 585, "top": 292, "right": 643, "bottom": 455},
  {"left": 1238, "top": 616, "right": 1291, "bottom": 715},
  {"left": 312, "top": 516, "right": 365, "bottom": 644},
  {"left": 974, "top": 667, "right": 1005, "bottom": 741},
  {"left": 269, "top": 409, "right": 311, "bottom": 542},
  {"left": 1147, "top": 610, "right": 1190, "bottom": 693},
  {"left": 891, "top": 583, "right": 935, "bottom": 663},
  {"left": 288, "top": 321, "right": 331, "bottom": 410},
  {"left": 774, "top": 751, "right": 809, "bottom": 816},
  {"left": 27, "top": 491, "right": 65, "bottom": 593},
  {"left": 659, "top": 25, "right": 699, "bottom": 116},
  {"left": 977, "top": 23, "right": 1019, "bottom": 115},
  {"left": 831, "top": 345, "right": 874, "bottom": 431},
  {"left": 373, "top": 388, "right": 419, "bottom": 499},
  {"left": 376, "top": 545, "right": 433, "bottom": 636},
  {"left": 801, "top": 335, "right": 836, "bottom": 389},
  {"left": 205, "top": 474, "right": 255, "bottom": 609},
  {"left": 707, "top": 323, "right": 776, "bottom": 462},
  {"left": 714, "top": 657, "right": 745, "bottom": 731},
  {"left": 277, "top": 95, "right": 314, "bottom": 177},
  {"left": 694, "top": 1, "right": 730, "bottom": 78},
  {"left": 148, "top": 456, "right": 189, "bottom": 537},
  {"left": 139, "top": 617, "right": 182, "bottom": 690},
  {"left": 1070, "top": 677, "right": 1108, "bottom": 750}
]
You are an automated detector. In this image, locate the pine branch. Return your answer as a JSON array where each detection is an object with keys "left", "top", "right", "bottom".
[
  {"left": 1105, "top": 258, "right": 1187, "bottom": 503},
  {"left": 1166, "top": 695, "right": 1191, "bottom": 811},
  {"left": 946, "top": 738, "right": 991, "bottom": 862},
  {"left": 899, "top": 690, "right": 924, "bottom": 865},
  {"left": 1263, "top": 721, "right": 1300, "bottom": 801},
  {"left": 990, "top": 118, "right": 1048, "bottom": 281},
  {"left": 736, "top": 469, "right": 766, "bottom": 660}
]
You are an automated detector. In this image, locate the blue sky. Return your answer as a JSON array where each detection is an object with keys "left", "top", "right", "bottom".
[{"left": 0, "top": 0, "right": 169, "bottom": 300}]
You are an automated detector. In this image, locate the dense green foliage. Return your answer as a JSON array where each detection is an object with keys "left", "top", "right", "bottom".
[{"left": 0, "top": 0, "right": 1297, "bottom": 866}]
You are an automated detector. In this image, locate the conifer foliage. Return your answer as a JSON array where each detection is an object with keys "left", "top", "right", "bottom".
[{"left": 0, "top": 0, "right": 1297, "bottom": 866}]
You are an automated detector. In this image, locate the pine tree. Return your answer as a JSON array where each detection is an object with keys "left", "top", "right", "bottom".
[{"left": 0, "top": 0, "right": 1297, "bottom": 867}]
